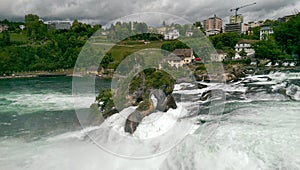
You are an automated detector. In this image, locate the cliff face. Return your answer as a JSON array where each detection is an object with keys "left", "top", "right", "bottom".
[{"left": 94, "top": 69, "right": 177, "bottom": 134}]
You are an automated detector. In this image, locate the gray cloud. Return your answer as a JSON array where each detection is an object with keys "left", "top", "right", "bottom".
[{"left": 0, "top": 0, "right": 299, "bottom": 24}]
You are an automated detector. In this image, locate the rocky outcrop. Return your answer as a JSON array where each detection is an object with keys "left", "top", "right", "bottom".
[
  {"left": 194, "top": 64, "right": 248, "bottom": 83},
  {"left": 94, "top": 69, "right": 178, "bottom": 134},
  {"left": 125, "top": 99, "right": 155, "bottom": 134},
  {"left": 197, "top": 83, "right": 208, "bottom": 89},
  {"left": 124, "top": 69, "right": 177, "bottom": 134},
  {"left": 200, "top": 89, "right": 225, "bottom": 101},
  {"left": 125, "top": 89, "right": 177, "bottom": 134}
]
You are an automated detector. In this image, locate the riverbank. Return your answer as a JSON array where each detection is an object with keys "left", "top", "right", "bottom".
[
  {"left": 0, "top": 69, "right": 74, "bottom": 79},
  {"left": 1, "top": 62, "right": 298, "bottom": 80}
]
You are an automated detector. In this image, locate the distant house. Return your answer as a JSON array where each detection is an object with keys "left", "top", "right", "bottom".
[
  {"left": 156, "top": 26, "right": 167, "bottom": 35},
  {"left": 211, "top": 50, "right": 227, "bottom": 61},
  {"left": 260, "top": 25, "right": 274, "bottom": 40},
  {"left": 164, "top": 48, "right": 195, "bottom": 68},
  {"left": 248, "top": 20, "right": 264, "bottom": 28},
  {"left": 45, "top": 21, "right": 71, "bottom": 30},
  {"left": 164, "top": 29, "right": 180, "bottom": 40},
  {"left": 235, "top": 39, "right": 258, "bottom": 59},
  {"left": 0, "top": 24, "right": 9, "bottom": 32},
  {"left": 185, "top": 29, "right": 193, "bottom": 37},
  {"left": 19, "top": 25, "right": 25, "bottom": 30}
]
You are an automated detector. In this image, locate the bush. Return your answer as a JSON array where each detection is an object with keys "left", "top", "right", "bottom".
[{"left": 195, "top": 64, "right": 206, "bottom": 71}]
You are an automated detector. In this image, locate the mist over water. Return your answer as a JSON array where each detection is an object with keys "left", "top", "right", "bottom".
[{"left": 0, "top": 72, "right": 300, "bottom": 169}]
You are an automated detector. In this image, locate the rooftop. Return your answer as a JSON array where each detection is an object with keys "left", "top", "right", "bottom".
[
  {"left": 172, "top": 48, "right": 193, "bottom": 58},
  {"left": 237, "top": 39, "right": 259, "bottom": 44}
]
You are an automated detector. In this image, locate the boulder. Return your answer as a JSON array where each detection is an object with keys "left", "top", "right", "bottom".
[
  {"left": 224, "top": 73, "right": 237, "bottom": 82},
  {"left": 124, "top": 90, "right": 177, "bottom": 134},
  {"left": 200, "top": 89, "right": 224, "bottom": 101},
  {"left": 197, "top": 83, "right": 208, "bottom": 89},
  {"left": 124, "top": 69, "right": 178, "bottom": 134}
]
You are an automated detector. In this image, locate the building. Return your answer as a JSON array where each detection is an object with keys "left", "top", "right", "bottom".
[
  {"left": 45, "top": 21, "right": 71, "bottom": 30},
  {"left": 203, "top": 15, "right": 223, "bottom": 36},
  {"left": 211, "top": 50, "right": 227, "bottom": 62},
  {"left": 164, "top": 48, "right": 195, "bottom": 68},
  {"left": 230, "top": 15, "right": 244, "bottom": 24},
  {"left": 243, "top": 23, "right": 249, "bottom": 33},
  {"left": 225, "top": 14, "right": 249, "bottom": 34},
  {"left": 164, "top": 55, "right": 183, "bottom": 68},
  {"left": 225, "top": 23, "right": 249, "bottom": 34},
  {"left": 164, "top": 29, "right": 180, "bottom": 40},
  {"left": 0, "top": 24, "right": 9, "bottom": 32},
  {"left": 185, "top": 29, "right": 194, "bottom": 37},
  {"left": 155, "top": 26, "right": 167, "bottom": 35},
  {"left": 225, "top": 23, "right": 242, "bottom": 34},
  {"left": 248, "top": 21, "right": 264, "bottom": 28},
  {"left": 247, "top": 21, "right": 264, "bottom": 35},
  {"left": 235, "top": 39, "right": 258, "bottom": 59},
  {"left": 260, "top": 25, "right": 274, "bottom": 40},
  {"left": 19, "top": 25, "right": 25, "bottom": 30}
]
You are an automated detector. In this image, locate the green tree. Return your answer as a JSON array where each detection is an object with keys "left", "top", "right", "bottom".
[
  {"left": 210, "top": 32, "right": 240, "bottom": 49},
  {"left": 101, "top": 53, "right": 113, "bottom": 69},
  {"left": 25, "top": 14, "right": 47, "bottom": 40},
  {"left": 243, "top": 26, "right": 260, "bottom": 40},
  {"left": 161, "top": 40, "right": 189, "bottom": 52},
  {"left": 193, "top": 21, "right": 205, "bottom": 34},
  {"left": 274, "top": 14, "right": 300, "bottom": 56},
  {"left": 2, "top": 30, "right": 10, "bottom": 46},
  {"left": 225, "top": 48, "right": 236, "bottom": 60},
  {"left": 215, "top": 42, "right": 224, "bottom": 50},
  {"left": 239, "top": 48, "right": 247, "bottom": 58},
  {"left": 253, "top": 37, "right": 288, "bottom": 61}
]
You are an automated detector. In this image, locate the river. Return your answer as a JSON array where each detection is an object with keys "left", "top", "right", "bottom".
[{"left": 0, "top": 72, "right": 299, "bottom": 169}]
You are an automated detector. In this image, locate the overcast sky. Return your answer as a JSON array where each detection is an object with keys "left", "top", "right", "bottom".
[{"left": 0, "top": 0, "right": 299, "bottom": 25}]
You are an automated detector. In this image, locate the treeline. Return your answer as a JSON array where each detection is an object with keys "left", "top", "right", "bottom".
[
  {"left": 107, "top": 22, "right": 149, "bottom": 40},
  {"left": 0, "top": 14, "right": 100, "bottom": 74}
]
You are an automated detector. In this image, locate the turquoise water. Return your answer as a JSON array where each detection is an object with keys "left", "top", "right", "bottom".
[{"left": 0, "top": 76, "right": 110, "bottom": 138}]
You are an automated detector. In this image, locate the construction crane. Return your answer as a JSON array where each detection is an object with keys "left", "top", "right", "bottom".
[{"left": 230, "top": 2, "right": 256, "bottom": 23}]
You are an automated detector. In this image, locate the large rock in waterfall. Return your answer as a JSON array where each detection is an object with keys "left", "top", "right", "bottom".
[{"left": 124, "top": 70, "right": 177, "bottom": 134}]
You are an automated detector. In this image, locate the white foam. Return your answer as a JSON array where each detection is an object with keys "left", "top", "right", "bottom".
[
  {"left": 271, "top": 82, "right": 287, "bottom": 92},
  {"left": 161, "top": 101, "right": 300, "bottom": 170},
  {"left": 286, "top": 84, "right": 300, "bottom": 100},
  {"left": 3, "top": 92, "right": 95, "bottom": 114},
  {"left": 47, "top": 126, "right": 101, "bottom": 142},
  {"left": 134, "top": 104, "right": 188, "bottom": 139}
]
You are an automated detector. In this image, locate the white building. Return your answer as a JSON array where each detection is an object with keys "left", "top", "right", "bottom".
[
  {"left": 164, "top": 29, "right": 180, "bottom": 40},
  {"left": 185, "top": 29, "right": 193, "bottom": 37},
  {"left": 260, "top": 25, "right": 274, "bottom": 40},
  {"left": 164, "top": 48, "right": 195, "bottom": 68},
  {"left": 235, "top": 39, "right": 258, "bottom": 59},
  {"left": 211, "top": 50, "right": 227, "bottom": 61},
  {"left": 19, "top": 25, "right": 25, "bottom": 30}
]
